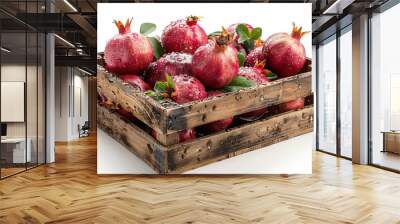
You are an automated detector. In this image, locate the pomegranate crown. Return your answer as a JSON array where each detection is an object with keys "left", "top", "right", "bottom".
[
  {"left": 213, "top": 27, "right": 234, "bottom": 47},
  {"left": 291, "top": 22, "right": 309, "bottom": 40},
  {"left": 113, "top": 18, "right": 133, "bottom": 34},
  {"left": 186, "top": 15, "right": 201, "bottom": 26},
  {"left": 254, "top": 60, "right": 266, "bottom": 71},
  {"left": 255, "top": 39, "right": 264, "bottom": 47}
]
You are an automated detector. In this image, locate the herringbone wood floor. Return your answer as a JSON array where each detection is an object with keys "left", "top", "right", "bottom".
[{"left": 1, "top": 134, "right": 400, "bottom": 224}]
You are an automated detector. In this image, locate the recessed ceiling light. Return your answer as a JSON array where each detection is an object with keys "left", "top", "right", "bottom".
[
  {"left": 63, "top": 0, "right": 78, "bottom": 12},
  {"left": 54, "top": 34, "right": 75, "bottom": 48},
  {"left": 1, "top": 47, "right": 11, "bottom": 53},
  {"left": 78, "top": 67, "right": 92, "bottom": 76}
]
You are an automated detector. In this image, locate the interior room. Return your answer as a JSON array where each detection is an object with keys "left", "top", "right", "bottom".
[{"left": 0, "top": 0, "right": 400, "bottom": 223}]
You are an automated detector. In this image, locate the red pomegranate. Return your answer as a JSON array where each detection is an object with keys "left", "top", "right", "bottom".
[
  {"left": 263, "top": 23, "right": 308, "bottom": 77},
  {"left": 161, "top": 16, "right": 208, "bottom": 54},
  {"left": 245, "top": 44, "right": 265, "bottom": 67},
  {"left": 116, "top": 106, "right": 137, "bottom": 122},
  {"left": 279, "top": 97, "right": 305, "bottom": 113},
  {"left": 203, "top": 91, "right": 234, "bottom": 133},
  {"left": 238, "top": 62, "right": 270, "bottom": 121},
  {"left": 120, "top": 74, "right": 151, "bottom": 91},
  {"left": 171, "top": 74, "right": 207, "bottom": 104},
  {"left": 145, "top": 52, "right": 192, "bottom": 87},
  {"left": 152, "top": 129, "right": 196, "bottom": 143},
  {"left": 98, "top": 92, "right": 114, "bottom": 109},
  {"left": 104, "top": 18, "right": 154, "bottom": 74},
  {"left": 191, "top": 29, "right": 239, "bottom": 89},
  {"left": 237, "top": 63, "right": 269, "bottom": 85}
]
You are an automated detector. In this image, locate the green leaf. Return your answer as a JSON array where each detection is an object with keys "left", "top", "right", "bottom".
[
  {"left": 267, "top": 73, "right": 278, "bottom": 80},
  {"left": 223, "top": 86, "right": 247, "bottom": 93},
  {"left": 236, "top": 24, "right": 250, "bottom": 43},
  {"left": 154, "top": 81, "right": 168, "bottom": 93},
  {"left": 140, "top": 23, "right": 156, "bottom": 36},
  {"left": 250, "top": 27, "right": 262, "bottom": 40},
  {"left": 237, "top": 52, "right": 245, "bottom": 67},
  {"left": 145, "top": 90, "right": 163, "bottom": 101},
  {"left": 243, "top": 39, "right": 255, "bottom": 52},
  {"left": 228, "top": 76, "right": 255, "bottom": 87},
  {"left": 165, "top": 74, "right": 174, "bottom": 89},
  {"left": 147, "top": 37, "right": 164, "bottom": 60}
]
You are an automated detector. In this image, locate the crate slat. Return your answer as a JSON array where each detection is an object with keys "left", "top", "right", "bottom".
[
  {"left": 97, "top": 105, "right": 313, "bottom": 174},
  {"left": 97, "top": 62, "right": 312, "bottom": 135}
]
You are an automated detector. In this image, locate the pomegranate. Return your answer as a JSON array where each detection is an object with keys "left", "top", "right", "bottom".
[
  {"left": 171, "top": 74, "right": 207, "bottom": 104},
  {"left": 279, "top": 97, "right": 305, "bottom": 113},
  {"left": 116, "top": 106, "right": 137, "bottom": 122},
  {"left": 238, "top": 62, "right": 270, "bottom": 121},
  {"left": 104, "top": 18, "right": 153, "bottom": 74},
  {"left": 245, "top": 45, "right": 265, "bottom": 67},
  {"left": 161, "top": 16, "right": 208, "bottom": 54},
  {"left": 151, "top": 129, "right": 196, "bottom": 143},
  {"left": 120, "top": 74, "right": 151, "bottom": 91},
  {"left": 202, "top": 91, "right": 234, "bottom": 133},
  {"left": 98, "top": 92, "right": 114, "bottom": 109},
  {"left": 262, "top": 23, "right": 308, "bottom": 77},
  {"left": 237, "top": 63, "right": 269, "bottom": 84},
  {"left": 145, "top": 52, "right": 192, "bottom": 87},
  {"left": 191, "top": 29, "right": 239, "bottom": 89}
]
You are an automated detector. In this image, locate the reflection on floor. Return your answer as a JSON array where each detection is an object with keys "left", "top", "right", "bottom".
[
  {"left": 0, "top": 135, "right": 400, "bottom": 223},
  {"left": 0, "top": 167, "right": 25, "bottom": 178},
  {"left": 373, "top": 150, "right": 400, "bottom": 171},
  {"left": 0, "top": 162, "right": 43, "bottom": 179}
]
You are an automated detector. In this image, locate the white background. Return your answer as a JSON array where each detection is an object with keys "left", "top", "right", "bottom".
[
  {"left": 97, "top": 3, "right": 312, "bottom": 57},
  {"left": 97, "top": 3, "right": 312, "bottom": 174}
]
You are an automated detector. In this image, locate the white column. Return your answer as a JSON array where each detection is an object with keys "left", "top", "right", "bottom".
[
  {"left": 45, "top": 0, "right": 55, "bottom": 163},
  {"left": 352, "top": 14, "right": 369, "bottom": 164}
]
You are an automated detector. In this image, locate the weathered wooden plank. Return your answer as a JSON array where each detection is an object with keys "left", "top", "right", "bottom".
[
  {"left": 166, "top": 71, "right": 312, "bottom": 132},
  {"left": 98, "top": 104, "right": 313, "bottom": 174},
  {"left": 97, "top": 105, "right": 168, "bottom": 173},
  {"left": 166, "top": 106, "right": 314, "bottom": 173},
  {"left": 97, "top": 65, "right": 169, "bottom": 134},
  {"left": 97, "top": 58, "right": 312, "bottom": 134}
]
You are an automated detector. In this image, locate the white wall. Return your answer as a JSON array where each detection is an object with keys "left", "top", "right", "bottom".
[{"left": 54, "top": 67, "right": 89, "bottom": 141}]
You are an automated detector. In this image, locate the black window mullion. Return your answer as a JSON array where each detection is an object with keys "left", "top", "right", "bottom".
[
  {"left": 25, "top": 0, "right": 28, "bottom": 171},
  {"left": 315, "top": 45, "right": 319, "bottom": 151},
  {"left": 336, "top": 26, "right": 341, "bottom": 157}
]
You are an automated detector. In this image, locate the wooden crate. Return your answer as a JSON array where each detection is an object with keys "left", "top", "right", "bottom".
[
  {"left": 97, "top": 58, "right": 312, "bottom": 146},
  {"left": 98, "top": 104, "right": 313, "bottom": 174},
  {"left": 97, "top": 55, "right": 313, "bottom": 173}
]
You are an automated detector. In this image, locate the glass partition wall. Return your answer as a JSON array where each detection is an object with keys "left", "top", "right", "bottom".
[
  {"left": 316, "top": 26, "right": 353, "bottom": 159},
  {"left": 370, "top": 3, "right": 400, "bottom": 171},
  {"left": 0, "top": 1, "right": 46, "bottom": 179}
]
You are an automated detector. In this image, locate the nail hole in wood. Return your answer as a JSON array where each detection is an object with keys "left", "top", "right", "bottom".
[{"left": 147, "top": 144, "right": 153, "bottom": 154}]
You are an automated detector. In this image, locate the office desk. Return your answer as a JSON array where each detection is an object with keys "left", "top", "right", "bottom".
[
  {"left": 382, "top": 131, "right": 400, "bottom": 154},
  {"left": 1, "top": 138, "right": 31, "bottom": 164}
]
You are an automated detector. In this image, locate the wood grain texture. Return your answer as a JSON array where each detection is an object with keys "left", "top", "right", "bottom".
[
  {"left": 97, "top": 58, "right": 312, "bottom": 134},
  {"left": 97, "top": 105, "right": 167, "bottom": 173},
  {"left": 97, "top": 65, "right": 168, "bottom": 133},
  {"left": 1, "top": 135, "right": 400, "bottom": 223},
  {"left": 98, "top": 105, "right": 313, "bottom": 174}
]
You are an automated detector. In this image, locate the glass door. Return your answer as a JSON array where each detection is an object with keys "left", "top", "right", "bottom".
[
  {"left": 339, "top": 26, "right": 352, "bottom": 158},
  {"left": 370, "top": 3, "right": 400, "bottom": 171},
  {"left": 317, "top": 35, "right": 337, "bottom": 155}
]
